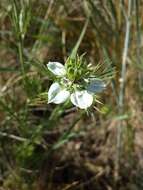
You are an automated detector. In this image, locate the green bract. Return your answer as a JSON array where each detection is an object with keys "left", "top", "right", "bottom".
[{"left": 65, "top": 55, "right": 90, "bottom": 81}]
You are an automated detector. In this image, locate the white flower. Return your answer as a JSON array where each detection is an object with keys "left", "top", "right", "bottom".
[{"left": 47, "top": 62, "right": 105, "bottom": 109}]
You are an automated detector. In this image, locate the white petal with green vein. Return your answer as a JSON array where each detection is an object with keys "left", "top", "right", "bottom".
[
  {"left": 47, "top": 62, "right": 66, "bottom": 76},
  {"left": 70, "top": 90, "right": 93, "bottom": 109},
  {"left": 48, "top": 82, "right": 70, "bottom": 104}
]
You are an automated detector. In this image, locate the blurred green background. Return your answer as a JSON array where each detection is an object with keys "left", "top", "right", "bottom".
[{"left": 0, "top": 0, "right": 143, "bottom": 189}]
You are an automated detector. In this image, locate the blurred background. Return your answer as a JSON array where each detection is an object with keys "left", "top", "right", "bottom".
[{"left": 0, "top": 0, "right": 143, "bottom": 189}]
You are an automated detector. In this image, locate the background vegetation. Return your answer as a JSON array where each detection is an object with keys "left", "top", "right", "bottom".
[{"left": 0, "top": 0, "right": 143, "bottom": 189}]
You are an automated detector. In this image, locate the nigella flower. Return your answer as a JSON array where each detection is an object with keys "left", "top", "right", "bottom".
[{"left": 47, "top": 61, "right": 106, "bottom": 109}]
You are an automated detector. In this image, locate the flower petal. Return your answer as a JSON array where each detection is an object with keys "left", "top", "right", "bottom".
[
  {"left": 70, "top": 90, "right": 93, "bottom": 109},
  {"left": 52, "top": 90, "right": 70, "bottom": 104},
  {"left": 86, "top": 79, "right": 106, "bottom": 93},
  {"left": 48, "top": 82, "right": 70, "bottom": 104},
  {"left": 47, "top": 62, "right": 66, "bottom": 76},
  {"left": 48, "top": 82, "right": 61, "bottom": 103}
]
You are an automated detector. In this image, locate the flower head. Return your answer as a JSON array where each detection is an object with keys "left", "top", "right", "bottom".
[{"left": 47, "top": 56, "right": 106, "bottom": 109}]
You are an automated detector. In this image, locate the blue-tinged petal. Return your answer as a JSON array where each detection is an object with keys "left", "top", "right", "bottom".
[
  {"left": 70, "top": 90, "right": 93, "bottom": 109},
  {"left": 86, "top": 79, "right": 106, "bottom": 93},
  {"left": 47, "top": 62, "right": 66, "bottom": 76}
]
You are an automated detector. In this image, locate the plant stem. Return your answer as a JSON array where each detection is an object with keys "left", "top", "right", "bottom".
[
  {"left": 51, "top": 111, "right": 84, "bottom": 151},
  {"left": 18, "top": 40, "right": 26, "bottom": 80},
  {"left": 12, "top": 0, "right": 27, "bottom": 88},
  {"left": 70, "top": 18, "right": 89, "bottom": 59},
  {"left": 116, "top": 0, "right": 132, "bottom": 178},
  {"left": 31, "top": 0, "right": 54, "bottom": 55},
  {"left": 135, "top": 0, "right": 143, "bottom": 90}
]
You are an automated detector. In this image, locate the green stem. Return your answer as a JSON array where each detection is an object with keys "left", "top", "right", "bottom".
[
  {"left": 116, "top": 0, "right": 132, "bottom": 178},
  {"left": 18, "top": 40, "right": 27, "bottom": 87},
  {"left": 52, "top": 111, "right": 85, "bottom": 150},
  {"left": 70, "top": 18, "right": 89, "bottom": 59}
]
